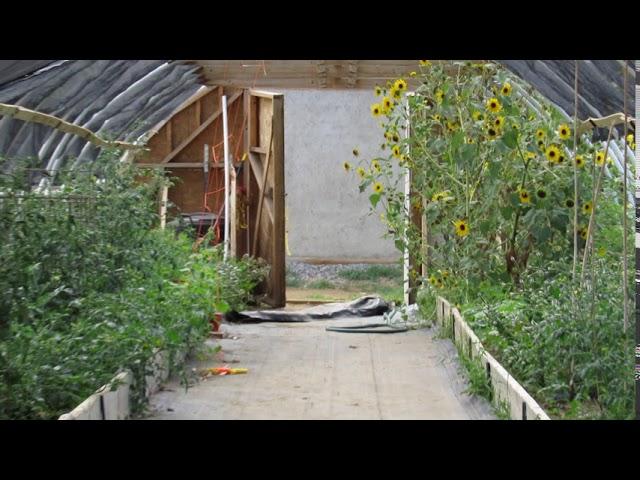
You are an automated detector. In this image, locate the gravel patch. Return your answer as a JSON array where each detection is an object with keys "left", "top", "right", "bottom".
[{"left": 286, "top": 260, "right": 398, "bottom": 283}]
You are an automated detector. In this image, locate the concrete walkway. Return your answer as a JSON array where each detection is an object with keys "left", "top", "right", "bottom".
[{"left": 145, "top": 317, "right": 495, "bottom": 420}]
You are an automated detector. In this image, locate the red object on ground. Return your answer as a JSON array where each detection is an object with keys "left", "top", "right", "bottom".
[{"left": 211, "top": 312, "right": 223, "bottom": 333}]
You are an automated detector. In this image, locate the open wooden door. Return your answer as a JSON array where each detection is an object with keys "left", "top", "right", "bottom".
[{"left": 243, "top": 89, "right": 285, "bottom": 307}]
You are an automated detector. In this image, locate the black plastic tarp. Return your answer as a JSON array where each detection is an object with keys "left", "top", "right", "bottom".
[{"left": 226, "top": 296, "right": 390, "bottom": 323}]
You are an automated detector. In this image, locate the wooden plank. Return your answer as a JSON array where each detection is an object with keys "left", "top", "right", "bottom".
[
  {"left": 270, "top": 94, "right": 286, "bottom": 307},
  {"left": 251, "top": 131, "right": 274, "bottom": 257},
  {"left": 136, "top": 162, "right": 241, "bottom": 169},
  {"left": 160, "top": 90, "right": 242, "bottom": 164},
  {"left": 243, "top": 89, "right": 251, "bottom": 256},
  {"left": 166, "top": 119, "right": 173, "bottom": 151},
  {"left": 249, "top": 89, "right": 283, "bottom": 99},
  {"left": 250, "top": 146, "right": 268, "bottom": 154},
  {"left": 230, "top": 166, "right": 237, "bottom": 257},
  {"left": 247, "top": 153, "right": 264, "bottom": 188}
]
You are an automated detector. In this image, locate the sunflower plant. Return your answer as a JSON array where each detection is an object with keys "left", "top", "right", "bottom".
[
  {"left": 346, "top": 60, "right": 634, "bottom": 418},
  {"left": 348, "top": 60, "right": 631, "bottom": 300}
]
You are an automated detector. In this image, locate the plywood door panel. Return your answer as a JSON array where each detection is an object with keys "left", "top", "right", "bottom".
[{"left": 245, "top": 90, "right": 285, "bottom": 307}]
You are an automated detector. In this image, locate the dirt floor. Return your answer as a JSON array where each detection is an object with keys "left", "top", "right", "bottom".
[{"left": 144, "top": 317, "right": 495, "bottom": 420}]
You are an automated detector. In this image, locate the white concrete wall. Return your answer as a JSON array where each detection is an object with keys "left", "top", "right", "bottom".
[{"left": 277, "top": 89, "right": 399, "bottom": 262}]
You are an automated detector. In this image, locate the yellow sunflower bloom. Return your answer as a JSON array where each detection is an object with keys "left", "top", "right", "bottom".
[
  {"left": 579, "top": 226, "right": 588, "bottom": 240},
  {"left": 454, "top": 219, "right": 470, "bottom": 237},
  {"left": 390, "top": 87, "right": 402, "bottom": 100},
  {"left": 394, "top": 79, "right": 408, "bottom": 91},
  {"left": 392, "top": 145, "right": 401, "bottom": 158},
  {"left": 536, "top": 129, "right": 546, "bottom": 139},
  {"left": 494, "top": 116, "right": 505, "bottom": 129},
  {"left": 435, "top": 89, "right": 445, "bottom": 104},
  {"left": 371, "top": 103, "right": 382, "bottom": 117},
  {"left": 582, "top": 201, "right": 592, "bottom": 214},
  {"left": 382, "top": 96, "right": 393, "bottom": 113},
  {"left": 574, "top": 154, "right": 585, "bottom": 168},
  {"left": 419, "top": 60, "right": 432, "bottom": 67},
  {"left": 391, "top": 132, "right": 400, "bottom": 143},
  {"left": 525, "top": 151, "right": 537, "bottom": 160},
  {"left": 537, "top": 139, "right": 546, "bottom": 151},
  {"left": 545, "top": 145, "right": 560, "bottom": 163},
  {"left": 374, "top": 86, "right": 382, "bottom": 97},
  {"left": 428, "top": 275, "right": 437, "bottom": 286},
  {"left": 501, "top": 82, "right": 512, "bottom": 96},
  {"left": 356, "top": 166, "right": 366, "bottom": 178},
  {"left": 371, "top": 160, "right": 381, "bottom": 173},
  {"left": 343, "top": 161, "right": 351, "bottom": 172},
  {"left": 595, "top": 151, "right": 605, "bottom": 166},
  {"left": 519, "top": 189, "right": 531, "bottom": 204},
  {"left": 432, "top": 190, "right": 452, "bottom": 202},
  {"left": 626, "top": 133, "right": 634, "bottom": 144},
  {"left": 472, "top": 111, "right": 484, "bottom": 122},
  {"left": 352, "top": 148, "right": 359, "bottom": 157},
  {"left": 486, "top": 98, "right": 502, "bottom": 113},
  {"left": 432, "top": 114, "right": 441, "bottom": 122},
  {"left": 409, "top": 71, "right": 417, "bottom": 77},
  {"left": 373, "top": 182, "right": 384, "bottom": 193},
  {"left": 487, "top": 126, "right": 500, "bottom": 140},
  {"left": 558, "top": 124, "right": 571, "bottom": 140}
]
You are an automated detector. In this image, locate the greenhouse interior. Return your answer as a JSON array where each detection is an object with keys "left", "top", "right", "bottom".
[{"left": 0, "top": 59, "right": 636, "bottom": 420}]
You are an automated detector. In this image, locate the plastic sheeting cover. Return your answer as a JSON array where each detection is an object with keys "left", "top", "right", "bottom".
[{"left": 225, "top": 296, "right": 391, "bottom": 323}]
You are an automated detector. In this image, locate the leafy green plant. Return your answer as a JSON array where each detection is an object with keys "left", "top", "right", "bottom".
[
  {"left": 306, "top": 279, "right": 336, "bottom": 289},
  {"left": 338, "top": 264, "right": 402, "bottom": 281},
  {"left": 0, "top": 151, "right": 267, "bottom": 419},
  {"left": 350, "top": 60, "right": 634, "bottom": 419}
]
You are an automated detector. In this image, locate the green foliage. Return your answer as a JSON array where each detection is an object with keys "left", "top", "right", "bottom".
[
  {"left": 456, "top": 346, "right": 492, "bottom": 401},
  {"left": 338, "top": 264, "right": 402, "bottom": 281},
  {"left": 354, "top": 62, "right": 634, "bottom": 419},
  {"left": 0, "top": 152, "right": 267, "bottom": 419},
  {"left": 306, "top": 279, "right": 335, "bottom": 290}
]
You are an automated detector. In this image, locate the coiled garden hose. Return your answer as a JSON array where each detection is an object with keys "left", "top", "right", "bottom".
[{"left": 325, "top": 323, "right": 409, "bottom": 334}]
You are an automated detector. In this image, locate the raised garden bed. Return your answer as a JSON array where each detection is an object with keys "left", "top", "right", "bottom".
[{"left": 436, "top": 296, "right": 549, "bottom": 420}]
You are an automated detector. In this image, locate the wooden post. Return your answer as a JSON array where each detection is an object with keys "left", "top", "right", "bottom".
[
  {"left": 230, "top": 166, "right": 237, "bottom": 258},
  {"left": 271, "top": 94, "right": 286, "bottom": 307}
]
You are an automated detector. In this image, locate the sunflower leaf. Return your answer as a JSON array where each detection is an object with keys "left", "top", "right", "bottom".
[
  {"left": 369, "top": 193, "right": 381, "bottom": 208},
  {"left": 501, "top": 129, "right": 518, "bottom": 149}
]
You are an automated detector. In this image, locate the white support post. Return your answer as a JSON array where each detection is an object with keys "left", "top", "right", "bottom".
[
  {"left": 403, "top": 96, "right": 412, "bottom": 305},
  {"left": 159, "top": 185, "right": 168, "bottom": 230},
  {"left": 222, "top": 95, "right": 231, "bottom": 261}
]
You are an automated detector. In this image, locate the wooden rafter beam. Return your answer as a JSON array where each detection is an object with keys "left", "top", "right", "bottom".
[
  {"left": 0, "top": 102, "right": 147, "bottom": 152},
  {"left": 160, "top": 89, "right": 242, "bottom": 164},
  {"left": 346, "top": 60, "right": 358, "bottom": 88}
]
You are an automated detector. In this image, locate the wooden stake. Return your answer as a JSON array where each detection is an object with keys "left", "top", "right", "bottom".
[
  {"left": 622, "top": 61, "right": 629, "bottom": 332},
  {"left": 580, "top": 124, "right": 614, "bottom": 287}
]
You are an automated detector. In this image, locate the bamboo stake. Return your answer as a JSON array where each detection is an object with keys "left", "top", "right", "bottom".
[
  {"left": 622, "top": 61, "right": 629, "bottom": 332},
  {"left": 580, "top": 124, "right": 614, "bottom": 287},
  {"left": 0, "top": 103, "right": 146, "bottom": 152},
  {"left": 572, "top": 61, "right": 579, "bottom": 282}
]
